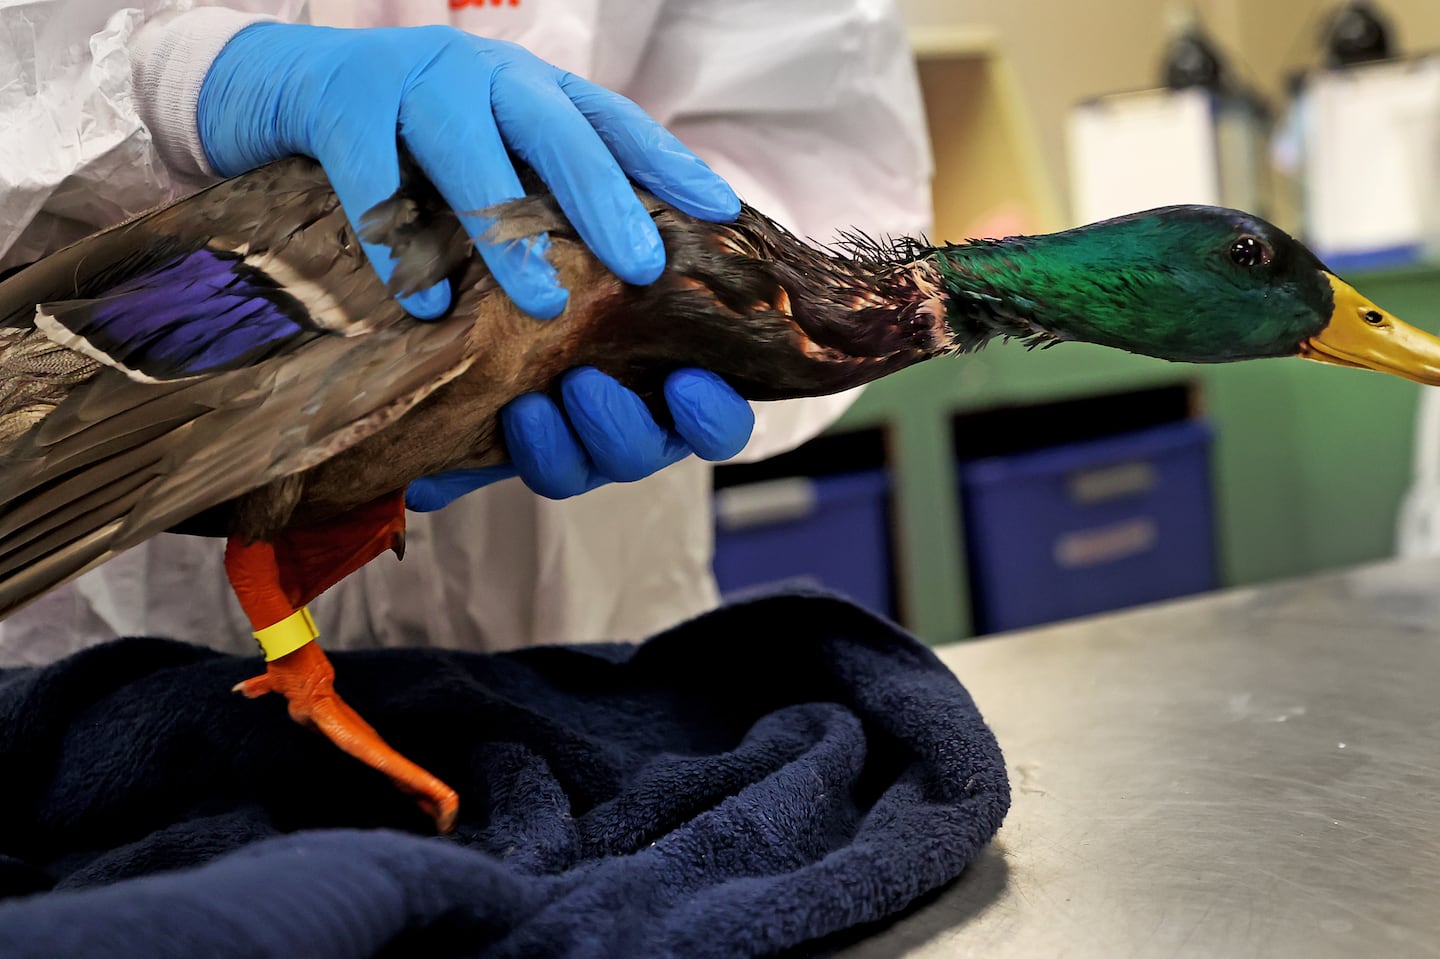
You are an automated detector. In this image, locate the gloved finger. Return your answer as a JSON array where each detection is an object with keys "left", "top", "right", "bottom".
[
  {"left": 501, "top": 392, "right": 596, "bottom": 499},
  {"left": 560, "top": 367, "right": 681, "bottom": 483},
  {"left": 315, "top": 108, "right": 454, "bottom": 320},
  {"left": 558, "top": 73, "right": 741, "bottom": 223},
  {"left": 405, "top": 467, "right": 518, "bottom": 512},
  {"left": 664, "top": 369, "right": 755, "bottom": 461},
  {"left": 489, "top": 64, "right": 667, "bottom": 287},
  {"left": 399, "top": 58, "right": 568, "bottom": 320}
]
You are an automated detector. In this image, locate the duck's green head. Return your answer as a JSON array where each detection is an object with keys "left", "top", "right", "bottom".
[{"left": 933, "top": 205, "right": 1440, "bottom": 384}]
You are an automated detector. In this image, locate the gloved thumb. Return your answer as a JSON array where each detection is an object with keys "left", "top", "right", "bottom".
[{"left": 405, "top": 467, "right": 518, "bottom": 512}]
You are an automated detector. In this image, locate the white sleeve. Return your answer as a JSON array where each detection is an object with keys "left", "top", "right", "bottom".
[
  {"left": 620, "top": 0, "right": 934, "bottom": 464},
  {"left": 0, "top": 1, "right": 299, "bottom": 271}
]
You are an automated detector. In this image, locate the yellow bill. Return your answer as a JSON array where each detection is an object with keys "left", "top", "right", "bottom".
[{"left": 1298, "top": 274, "right": 1440, "bottom": 386}]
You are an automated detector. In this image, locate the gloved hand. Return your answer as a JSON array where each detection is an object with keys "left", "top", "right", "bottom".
[
  {"left": 196, "top": 21, "right": 755, "bottom": 503},
  {"left": 196, "top": 22, "right": 740, "bottom": 319},
  {"left": 405, "top": 367, "right": 754, "bottom": 510}
]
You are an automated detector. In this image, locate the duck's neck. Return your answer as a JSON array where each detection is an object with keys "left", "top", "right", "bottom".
[{"left": 927, "top": 237, "right": 1085, "bottom": 354}]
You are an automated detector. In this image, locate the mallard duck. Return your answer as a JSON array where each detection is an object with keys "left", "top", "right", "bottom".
[{"left": 2, "top": 156, "right": 1436, "bottom": 832}]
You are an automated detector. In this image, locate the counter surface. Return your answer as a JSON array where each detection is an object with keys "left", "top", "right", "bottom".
[{"left": 842, "top": 558, "right": 1440, "bottom": 957}]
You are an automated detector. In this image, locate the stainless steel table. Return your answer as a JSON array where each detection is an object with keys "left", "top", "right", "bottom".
[{"left": 842, "top": 558, "right": 1440, "bottom": 958}]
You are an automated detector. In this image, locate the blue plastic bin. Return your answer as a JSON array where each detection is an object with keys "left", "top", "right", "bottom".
[
  {"left": 712, "top": 468, "right": 895, "bottom": 618},
  {"left": 958, "top": 419, "right": 1217, "bottom": 634}
]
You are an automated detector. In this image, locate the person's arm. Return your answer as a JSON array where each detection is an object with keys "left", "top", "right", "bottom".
[
  {"left": 622, "top": 0, "right": 935, "bottom": 462},
  {"left": 0, "top": 1, "right": 290, "bottom": 272}
]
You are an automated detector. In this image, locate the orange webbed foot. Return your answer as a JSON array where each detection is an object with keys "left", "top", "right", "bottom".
[
  {"left": 237, "top": 641, "right": 459, "bottom": 834},
  {"left": 225, "top": 492, "right": 458, "bottom": 833}
]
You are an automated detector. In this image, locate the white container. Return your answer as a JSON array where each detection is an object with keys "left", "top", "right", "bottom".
[
  {"left": 1066, "top": 86, "right": 1268, "bottom": 227},
  {"left": 1299, "top": 55, "right": 1440, "bottom": 271}
]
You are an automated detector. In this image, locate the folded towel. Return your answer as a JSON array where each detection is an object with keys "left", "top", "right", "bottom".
[{"left": 0, "top": 590, "right": 1009, "bottom": 958}]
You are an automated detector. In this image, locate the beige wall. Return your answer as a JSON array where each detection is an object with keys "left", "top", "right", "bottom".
[{"left": 899, "top": 0, "right": 1440, "bottom": 227}]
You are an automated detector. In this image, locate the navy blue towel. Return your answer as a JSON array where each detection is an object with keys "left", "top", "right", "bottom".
[{"left": 0, "top": 591, "right": 1009, "bottom": 958}]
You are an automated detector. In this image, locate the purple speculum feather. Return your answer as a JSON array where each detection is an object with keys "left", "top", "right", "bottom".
[{"left": 55, "top": 248, "right": 319, "bottom": 378}]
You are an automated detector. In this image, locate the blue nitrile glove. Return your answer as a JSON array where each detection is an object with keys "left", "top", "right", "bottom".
[
  {"left": 196, "top": 21, "right": 753, "bottom": 504},
  {"left": 405, "top": 367, "right": 755, "bottom": 510},
  {"left": 196, "top": 22, "right": 740, "bottom": 320}
]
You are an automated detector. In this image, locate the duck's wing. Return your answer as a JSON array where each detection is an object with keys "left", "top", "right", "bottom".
[{"left": 0, "top": 156, "right": 484, "bottom": 620}]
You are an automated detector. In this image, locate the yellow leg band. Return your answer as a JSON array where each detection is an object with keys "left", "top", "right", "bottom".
[{"left": 254, "top": 607, "right": 319, "bottom": 662}]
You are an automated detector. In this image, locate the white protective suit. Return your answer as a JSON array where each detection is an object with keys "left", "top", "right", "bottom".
[{"left": 0, "top": 0, "right": 934, "bottom": 663}]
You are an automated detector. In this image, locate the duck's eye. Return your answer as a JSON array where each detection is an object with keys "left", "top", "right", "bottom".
[
  {"left": 1364, "top": 310, "right": 1385, "bottom": 325},
  {"left": 1229, "top": 235, "right": 1270, "bottom": 268}
]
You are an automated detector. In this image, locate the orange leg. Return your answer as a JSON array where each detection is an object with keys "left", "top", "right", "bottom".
[{"left": 225, "top": 491, "right": 459, "bottom": 833}]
